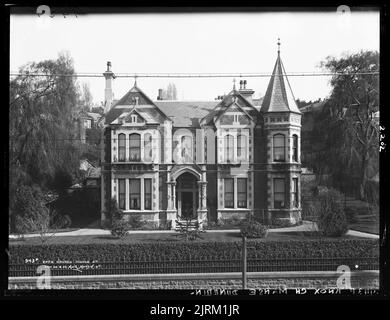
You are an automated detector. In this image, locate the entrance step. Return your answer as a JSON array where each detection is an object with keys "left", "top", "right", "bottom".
[{"left": 175, "top": 219, "right": 200, "bottom": 231}]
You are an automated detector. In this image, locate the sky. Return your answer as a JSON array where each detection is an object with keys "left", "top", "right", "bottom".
[{"left": 10, "top": 9, "right": 379, "bottom": 104}]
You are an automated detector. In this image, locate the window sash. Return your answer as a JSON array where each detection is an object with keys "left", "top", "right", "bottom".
[
  {"left": 129, "top": 134, "right": 141, "bottom": 161},
  {"left": 118, "top": 134, "right": 126, "bottom": 162},
  {"left": 129, "top": 179, "right": 141, "bottom": 209},
  {"left": 118, "top": 179, "right": 126, "bottom": 210},
  {"left": 237, "top": 178, "right": 247, "bottom": 208},
  {"left": 273, "top": 135, "right": 285, "bottom": 161},
  {"left": 292, "top": 178, "right": 298, "bottom": 207},
  {"left": 237, "top": 135, "right": 247, "bottom": 158},
  {"left": 293, "top": 135, "right": 298, "bottom": 161},
  {"left": 144, "top": 179, "right": 152, "bottom": 210},
  {"left": 274, "top": 178, "right": 285, "bottom": 208},
  {"left": 225, "top": 135, "right": 234, "bottom": 162},
  {"left": 224, "top": 178, "right": 234, "bottom": 208}
]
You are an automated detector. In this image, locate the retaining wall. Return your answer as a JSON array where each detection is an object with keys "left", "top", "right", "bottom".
[{"left": 8, "top": 271, "right": 379, "bottom": 290}]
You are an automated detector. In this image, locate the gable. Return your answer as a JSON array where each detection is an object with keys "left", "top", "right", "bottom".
[
  {"left": 215, "top": 101, "right": 253, "bottom": 126},
  {"left": 105, "top": 85, "right": 170, "bottom": 125},
  {"left": 124, "top": 109, "right": 146, "bottom": 124},
  {"left": 201, "top": 90, "right": 259, "bottom": 126}
]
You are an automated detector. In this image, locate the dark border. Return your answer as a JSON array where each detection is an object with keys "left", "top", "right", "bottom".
[{"left": 2, "top": 2, "right": 389, "bottom": 304}]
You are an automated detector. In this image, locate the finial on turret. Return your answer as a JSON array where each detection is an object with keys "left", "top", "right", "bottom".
[
  {"left": 277, "top": 37, "right": 281, "bottom": 54},
  {"left": 233, "top": 78, "right": 236, "bottom": 90},
  {"left": 134, "top": 75, "right": 138, "bottom": 87}
]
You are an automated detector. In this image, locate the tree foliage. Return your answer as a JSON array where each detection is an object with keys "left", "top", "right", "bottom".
[
  {"left": 9, "top": 52, "right": 84, "bottom": 230},
  {"left": 316, "top": 188, "right": 348, "bottom": 237},
  {"left": 162, "top": 83, "right": 178, "bottom": 100},
  {"left": 304, "top": 51, "right": 379, "bottom": 201}
]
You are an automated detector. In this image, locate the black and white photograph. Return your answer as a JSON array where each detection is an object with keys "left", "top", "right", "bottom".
[{"left": 4, "top": 4, "right": 387, "bottom": 304}]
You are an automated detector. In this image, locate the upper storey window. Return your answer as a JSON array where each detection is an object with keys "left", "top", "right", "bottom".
[
  {"left": 292, "top": 134, "right": 298, "bottom": 162},
  {"left": 129, "top": 133, "right": 141, "bottom": 161},
  {"left": 237, "top": 134, "right": 247, "bottom": 160},
  {"left": 273, "top": 134, "right": 285, "bottom": 162},
  {"left": 118, "top": 133, "right": 126, "bottom": 162},
  {"left": 224, "top": 134, "right": 234, "bottom": 162}
]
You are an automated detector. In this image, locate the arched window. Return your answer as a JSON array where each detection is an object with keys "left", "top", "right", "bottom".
[
  {"left": 224, "top": 134, "right": 234, "bottom": 162},
  {"left": 237, "top": 134, "right": 247, "bottom": 159},
  {"left": 118, "top": 133, "right": 126, "bottom": 162},
  {"left": 129, "top": 133, "right": 141, "bottom": 161},
  {"left": 181, "top": 135, "right": 192, "bottom": 162},
  {"left": 292, "top": 134, "right": 298, "bottom": 162},
  {"left": 273, "top": 134, "right": 285, "bottom": 162},
  {"left": 144, "top": 133, "right": 153, "bottom": 162}
]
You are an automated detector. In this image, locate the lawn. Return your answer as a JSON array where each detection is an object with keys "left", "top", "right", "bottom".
[{"left": 9, "top": 230, "right": 366, "bottom": 246}]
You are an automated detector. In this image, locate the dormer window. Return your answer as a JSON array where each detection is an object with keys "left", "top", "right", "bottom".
[
  {"left": 131, "top": 115, "right": 137, "bottom": 123},
  {"left": 234, "top": 114, "right": 239, "bottom": 123}
]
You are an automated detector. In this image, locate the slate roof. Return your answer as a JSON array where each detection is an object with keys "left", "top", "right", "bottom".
[
  {"left": 261, "top": 52, "right": 301, "bottom": 114},
  {"left": 155, "top": 101, "right": 217, "bottom": 127}
]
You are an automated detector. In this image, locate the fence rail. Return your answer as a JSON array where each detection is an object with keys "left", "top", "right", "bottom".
[{"left": 9, "top": 256, "right": 378, "bottom": 277}]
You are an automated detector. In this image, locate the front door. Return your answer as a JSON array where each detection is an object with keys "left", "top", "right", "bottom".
[
  {"left": 181, "top": 192, "right": 193, "bottom": 218},
  {"left": 176, "top": 172, "right": 199, "bottom": 219}
]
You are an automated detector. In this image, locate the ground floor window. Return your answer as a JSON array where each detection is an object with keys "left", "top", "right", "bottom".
[
  {"left": 237, "top": 178, "right": 247, "bottom": 208},
  {"left": 118, "top": 179, "right": 126, "bottom": 210},
  {"left": 224, "top": 178, "right": 234, "bottom": 208},
  {"left": 274, "top": 178, "right": 285, "bottom": 209},
  {"left": 292, "top": 178, "right": 299, "bottom": 208},
  {"left": 129, "top": 179, "right": 141, "bottom": 209},
  {"left": 144, "top": 178, "right": 152, "bottom": 210}
]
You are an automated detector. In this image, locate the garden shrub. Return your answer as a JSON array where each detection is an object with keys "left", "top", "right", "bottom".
[
  {"left": 109, "top": 199, "right": 128, "bottom": 239},
  {"left": 345, "top": 207, "right": 359, "bottom": 223},
  {"left": 240, "top": 220, "right": 268, "bottom": 238},
  {"left": 316, "top": 188, "right": 348, "bottom": 237},
  {"left": 111, "top": 220, "right": 128, "bottom": 238},
  {"left": 158, "top": 220, "right": 172, "bottom": 230},
  {"left": 128, "top": 215, "right": 144, "bottom": 229},
  {"left": 270, "top": 218, "right": 293, "bottom": 228},
  {"left": 9, "top": 239, "right": 379, "bottom": 264}
]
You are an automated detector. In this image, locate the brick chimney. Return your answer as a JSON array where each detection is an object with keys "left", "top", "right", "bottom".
[
  {"left": 238, "top": 80, "right": 254, "bottom": 104},
  {"left": 103, "top": 61, "right": 115, "bottom": 113}
]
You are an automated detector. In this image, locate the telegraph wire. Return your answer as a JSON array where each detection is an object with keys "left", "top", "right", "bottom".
[{"left": 9, "top": 71, "right": 379, "bottom": 78}]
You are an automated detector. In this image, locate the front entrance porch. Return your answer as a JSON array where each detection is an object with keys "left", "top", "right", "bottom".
[
  {"left": 176, "top": 173, "right": 198, "bottom": 219},
  {"left": 166, "top": 165, "right": 208, "bottom": 229}
]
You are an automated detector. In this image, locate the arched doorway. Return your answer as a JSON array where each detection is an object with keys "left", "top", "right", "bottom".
[{"left": 176, "top": 172, "right": 198, "bottom": 219}]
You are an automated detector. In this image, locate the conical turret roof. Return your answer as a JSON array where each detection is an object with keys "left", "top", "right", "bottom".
[{"left": 261, "top": 51, "right": 301, "bottom": 114}]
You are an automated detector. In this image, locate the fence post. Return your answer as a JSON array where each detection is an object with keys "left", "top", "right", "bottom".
[{"left": 242, "top": 235, "right": 247, "bottom": 290}]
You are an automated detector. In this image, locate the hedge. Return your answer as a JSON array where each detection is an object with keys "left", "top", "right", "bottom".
[{"left": 9, "top": 239, "right": 379, "bottom": 264}]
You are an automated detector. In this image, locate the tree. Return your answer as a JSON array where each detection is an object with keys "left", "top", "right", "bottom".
[
  {"left": 78, "top": 82, "right": 93, "bottom": 112},
  {"left": 10, "top": 52, "right": 83, "bottom": 224},
  {"left": 162, "top": 83, "right": 178, "bottom": 100},
  {"left": 321, "top": 51, "right": 379, "bottom": 200}
]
